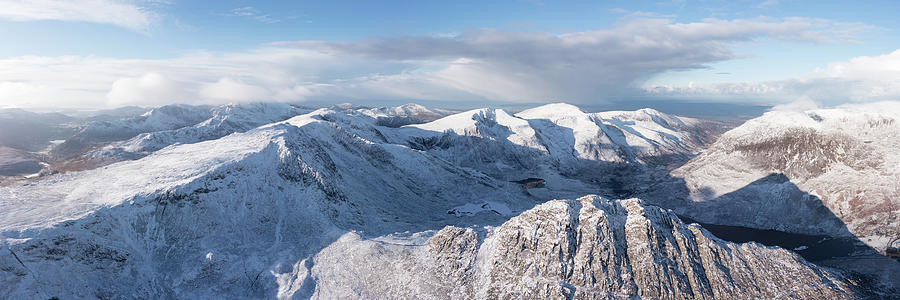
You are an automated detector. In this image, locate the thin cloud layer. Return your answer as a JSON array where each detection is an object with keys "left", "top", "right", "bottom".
[
  {"left": 0, "top": 17, "right": 885, "bottom": 108},
  {"left": 0, "top": 0, "right": 157, "bottom": 32},
  {"left": 647, "top": 49, "right": 900, "bottom": 105},
  {"left": 224, "top": 6, "right": 286, "bottom": 24}
]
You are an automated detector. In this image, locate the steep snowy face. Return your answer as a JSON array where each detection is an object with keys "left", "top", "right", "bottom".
[
  {"left": 517, "top": 103, "right": 626, "bottom": 163},
  {"left": 596, "top": 108, "right": 707, "bottom": 160},
  {"left": 396, "top": 103, "right": 711, "bottom": 178},
  {"left": 671, "top": 107, "right": 900, "bottom": 244},
  {"left": 296, "top": 196, "right": 858, "bottom": 299},
  {"left": 470, "top": 196, "right": 856, "bottom": 299},
  {"left": 0, "top": 109, "right": 530, "bottom": 299}
]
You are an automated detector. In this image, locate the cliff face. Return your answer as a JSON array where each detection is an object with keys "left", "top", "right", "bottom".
[
  {"left": 300, "top": 196, "right": 857, "bottom": 299},
  {"left": 430, "top": 196, "right": 856, "bottom": 299}
]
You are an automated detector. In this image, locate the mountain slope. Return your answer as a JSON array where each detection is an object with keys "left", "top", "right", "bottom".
[
  {"left": 48, "top": 104, "right": 214, "bottom": 163},
  {"left": 0, "top": 108, "right": 76, "bottom": 152},
  {"left": 391, "top": 103, "right": 711, "bottom": 188},
  {"left": 329, "top": 103, "right": 456, "bottom": 127},
  {"left": 352, "top": 103, "right": 453, "bottom": 122},
  {"left": 670, "top": 105, "right": 900, "bottom": 246},
  {"left": 0, "top": 147, "right": 43, "bottom": 177},
  {"left": 68, "top": 104, "right": 213, "bottom": 143},
  {"left": 0, "top": 109, "right": 527, "bottom": 299},
  {"left": 0, "top": 106, "right": 872, "bottom": 299}
]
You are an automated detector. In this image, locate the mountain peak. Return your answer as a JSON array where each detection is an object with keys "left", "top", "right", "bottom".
[{"left": 516, "top": 102, "right": 585, "bottom": 119}]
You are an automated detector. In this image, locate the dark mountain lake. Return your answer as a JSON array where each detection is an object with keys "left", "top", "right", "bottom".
[{"left": 678, "top": 216, "right": 865, "bottom": 262}]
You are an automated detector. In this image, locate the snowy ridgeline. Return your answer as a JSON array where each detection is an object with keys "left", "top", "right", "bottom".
[
  {"left": 0, "top": 102, "right": 889, "bottom": 298},
  {"left": 403, "top": 104, "right": 707, "bottom": 164},
  {"left": 1, "top": 103, "right": 713, "bottom": 235},
  {"left": 80, "top": 102, "right": 710, "bottom": 171},
  {"left": 81, "top": 103, "right": 312, "bottom": 161}
]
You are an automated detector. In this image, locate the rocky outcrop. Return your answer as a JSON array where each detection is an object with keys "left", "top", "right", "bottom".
[{"left": 423, "top": 196, "right": 857, "bottom": 299}]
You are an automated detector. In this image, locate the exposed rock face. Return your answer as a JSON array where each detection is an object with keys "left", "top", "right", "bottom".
[
  {"left": 420, "top": 196, "right": 857, "bottom": 299},
  {"left": 298, "top": 196, "right": 858, "bottom": 299}
]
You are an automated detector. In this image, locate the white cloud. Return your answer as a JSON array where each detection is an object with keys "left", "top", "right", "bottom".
[
  {"left": 770, "top": 96, "right": 820, "bottom": 112},
  {"left": 107, "top": 73, "right": 184, "bottom": 106},
  {"left": 758, "top": 0, "right": 780, "bottom": 8},
  {"left": 293, "top": 17, "right": 871, "bottom": 102},
  {"left": 646, "top": 49, "right": 900, "bottom": 105},
  {"left": 836, "top": 101, "right": 900, "bottom": 117},
  {"left": 199, "top": 78, "right": 269, "bottom": 102},
  {"left": 0, "top": 0, "right": 158, "bottom": 32},
  {"left": 0, "top": 16, "right": 884, "bottom": 109},
  {"left": 223, "top": 6, "right": 291, "bottom": 24}
]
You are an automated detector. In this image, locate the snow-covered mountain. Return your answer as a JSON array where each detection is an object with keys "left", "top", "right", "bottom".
[
  {"left": 352, "top": 103, "right": 453, "bottom": 121},
  {"left": 49, "top": 104, "right": 215, "bottom": 162},
  {"left": 88, "top": 103, "right": 310, "bottom": 161},
  {"left": 4, "top": 102, "right": 884, "bottom": 298},
  {"left": 49, "top": 103, "right": 452, "bottom": 169},
  {"left": 69, "top": 104, "right": 213, "bottom": 143},
  {"left": 0, "top": 132, "right": 861, "bottom": 299},
  {"left": 0, "top": 108, "right": 530, "bottom": 298},
  {"left": 391, "top": 103, "right": 712, "bottom": 187},
  {"left": 667, "top": 105, "right": 900, "bottom": 248}
]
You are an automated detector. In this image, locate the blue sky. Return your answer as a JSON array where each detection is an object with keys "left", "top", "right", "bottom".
[{"left": 1, "top": 0, "right": 899, "bottom": 109}]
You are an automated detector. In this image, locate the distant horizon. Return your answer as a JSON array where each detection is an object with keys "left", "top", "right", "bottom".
[{"left": 3, "top": 98, "right": 777, "bottom": 121}]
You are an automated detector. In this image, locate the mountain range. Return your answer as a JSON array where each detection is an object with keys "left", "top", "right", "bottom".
[{"left": 1, "top": 102, "right": 897, "bottom": 298}]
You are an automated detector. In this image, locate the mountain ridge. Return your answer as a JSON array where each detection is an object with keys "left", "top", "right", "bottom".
[{"left": 2, "top": 102, "right": 892, "bottom": 298}]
